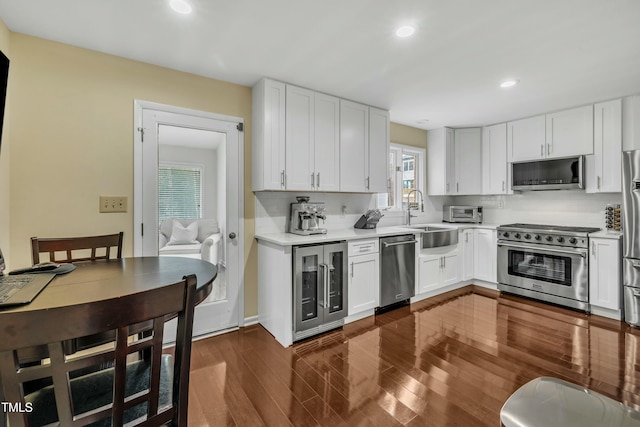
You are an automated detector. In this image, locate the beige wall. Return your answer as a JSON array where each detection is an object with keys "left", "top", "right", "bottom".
[
  {"left": 390, "top": 122, "right": 427, "bottom": 149},
  {"left": 7, "top": 33, "right": 258, "bottom": 316},
  {"left": 0, "top": 20, "right": 10, "bottom": 264}
]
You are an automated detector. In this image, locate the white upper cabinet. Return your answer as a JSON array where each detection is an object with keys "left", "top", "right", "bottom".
[
  {"left": 427, "top": 127, "right": 454, "bottom": 195},
  {"left": 313, "top": 93, "right": 341, "bottom": 192},
  {"left": 253, "top": 78, "right": 388, "bottom": 193},
  {"left": 368, "top": 107, "right": 390, "bottom": 193},
  {"left": 340, "top": 100, "right": 369, "bottom": 192},
  {"left": 545, "top": 105, "right": 594, "bottom": 158},
  {"left": 285, "top": 87, "right": 341, "bottom": 192},
  {"left": 586, "top": 99, "right": 622, "bottom": 193},
  {"left": 482, "top": 123, "right": 510, "bottom": 195},
  {"left": 285, "top": 85, "right": 315, "bottom": 191},
  {"left": 507, "top": 115, "right": 546, "bottom": 162},
  {"left": 427, "top": 127, "right": 481, "bottom": 195},
  {"left": 508, "top": 106, "right": 594, "bottom": 163},
  {"left": 453, "top": 128, "right": 482, "bottom": 195},
  {"left": 252, "top": 78, "right": 286, "bottom": 191}
]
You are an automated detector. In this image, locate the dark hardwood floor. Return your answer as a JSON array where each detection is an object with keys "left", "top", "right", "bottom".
[{"left": 186, "top": 286, "right": 640, "bottom": 426}]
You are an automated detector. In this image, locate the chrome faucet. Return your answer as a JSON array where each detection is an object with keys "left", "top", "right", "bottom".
[{"left": 405, "top": 189, "right": 424, "bottom": 226}]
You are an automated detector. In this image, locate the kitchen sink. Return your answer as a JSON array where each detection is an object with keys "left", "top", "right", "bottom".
[{"left": 406, "top": 225, "right": 458, "bottom": 248}]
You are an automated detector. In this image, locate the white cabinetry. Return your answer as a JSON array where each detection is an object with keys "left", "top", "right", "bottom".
[
  {"left": 460, "top": 229, "right": 474, "bottom": 281},
  {"left": 508, "top": 106, "right": 594, "bottom": 163},
  {"left": 253, "top": 78, "right": 387, "bottom": 193},
  {"left": 418, "top": 245, "right": 459, "bottom": 294},
  {"left": 347, "top": 239, "right": 380, "bottom": 320},
  {"left": 252, "top": 78, "right": 286, "bottom": 190},
  {"left": 426, "top": 127, "right": 481, "bottom": 195},
  {"left": 507, "top": 115, "right": 546, "bottom": 162},
  {"left": 368, "top": 107, "right": 390, "bottom": 193},
  {"left": 474, "top": 228, "right": 497, "bottom": 283},
  {"left": 453, "top": 128, "right": 483, "bottom": 195},
  {"left": 340, "top": 100, "right": 369, "bottom": 192},
  {"left": 482, "top": 123, "right": 510, "bottom": 195},
  {"left": 339, "top": 102, "right": 389, "bottom": 193},
  {"left": 285, "top": 85, "right": 314, "bottom": 190},
  {"left": 545, "top": 105, "right": 594, "bottom": 158},
  {"left": 586, "top": 99, "right": 622, "bottom": 193},
  {"left": 589, "top": 235, "right": 622, "bottom": 318},
  {"left": 427, "top": 128, "right": 454, "bottom": 195},
  {"left": 285, "top": 86, "right": 341, "bottom": 192}
]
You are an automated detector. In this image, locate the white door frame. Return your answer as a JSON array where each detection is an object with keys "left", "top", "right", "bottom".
[{"left": 133, "top": 99, "right": 245, "bottom": 328}]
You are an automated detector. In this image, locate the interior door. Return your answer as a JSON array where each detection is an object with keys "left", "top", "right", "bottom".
[{"left": 134, "top": 103, "right": 243, "bottom": 339}]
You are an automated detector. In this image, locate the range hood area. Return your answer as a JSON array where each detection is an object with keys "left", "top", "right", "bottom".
[{"left": 512, "top": 156, "right": 584, "bottom": 191}]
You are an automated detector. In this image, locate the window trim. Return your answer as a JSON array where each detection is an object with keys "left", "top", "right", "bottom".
[{"left": 380, "top": 143, "right": 426, "bottom": 211}]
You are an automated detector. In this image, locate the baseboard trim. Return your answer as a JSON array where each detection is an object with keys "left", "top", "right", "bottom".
[{"left": 243, "top": 315, "right": 259, "bottom": 327}]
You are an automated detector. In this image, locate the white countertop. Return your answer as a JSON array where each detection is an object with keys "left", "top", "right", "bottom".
[
  {"left": 254, "top": 222, "right": 499, "bottom": 246},
  {"left": 589, "top": 230, "right": 622, "bottom": 239}
]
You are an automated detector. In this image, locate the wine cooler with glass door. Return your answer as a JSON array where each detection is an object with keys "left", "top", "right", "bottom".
[{"left": 293, "top": 242, "right": 348, "bottom": 341}]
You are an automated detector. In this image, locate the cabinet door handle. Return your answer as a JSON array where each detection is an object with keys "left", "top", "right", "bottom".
[
  {"left": 540, "top": 145, "right": 544, "bottom": 157},
  {"left": 456, "top": 182, "right": 459, "bottom": 193},
  {"left": 317, "top": 173, "right": 320, "bottom": 189},
  {"left": 281, "top": 170, "right": 285, "bottom": 188},
  {"left": 547, "top": 144, "right": 551, "bottom": 156},
  {"left": 311, "top": 173, "right": 315, "bottom": 189},
  {"left": 350, "top": 262, "right": 354, "bottom": 278},
  {"left": 597, "top": 176, "right": 601, "bottom": 190},
  {"left": 502, "top": 181, "right": 505, "bottom": 192},
  {"left": 443, "top": 256, "right": 446, "bottom": 268}
]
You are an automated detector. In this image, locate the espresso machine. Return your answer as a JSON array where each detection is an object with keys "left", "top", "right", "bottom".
[{"left": 288, "top": 196, "right": 327, "bottom": 235}]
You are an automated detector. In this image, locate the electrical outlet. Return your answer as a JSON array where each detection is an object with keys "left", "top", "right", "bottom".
[{"left": 100, "top": 196, "right": 128, "bottom": 213}]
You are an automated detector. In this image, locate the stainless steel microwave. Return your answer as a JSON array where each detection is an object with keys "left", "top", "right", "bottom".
[
  {"left": 443, "top": 205, "right": 483, "bottom": 223},
  {"left": 511, "top": 156, "right": 584, "bottom": 191}
]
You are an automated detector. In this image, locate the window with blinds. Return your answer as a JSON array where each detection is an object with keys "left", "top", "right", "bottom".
[{"left": 158, "top": 165, "right": 202, "bottom": 224}]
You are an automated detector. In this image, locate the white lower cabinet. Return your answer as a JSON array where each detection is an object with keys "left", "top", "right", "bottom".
[
  {"left": 460, "top": 229, "right": 474, "bottom": 281},
  {"left": 347, "top": 239, "right": 379, "bottom": 318},
  {"left": 474, "top": 228, "right": 497, "bottom": 283},
  {"left": 418, "top": 245, "right": 459, "bottom": 294},
  {"left": 589, "top": 235, "right": 622, "bottom": 317}
]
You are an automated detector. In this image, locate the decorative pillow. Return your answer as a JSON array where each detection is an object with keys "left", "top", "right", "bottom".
[{"left": 168, "top": 220, "right": 199, "bottom": 245}]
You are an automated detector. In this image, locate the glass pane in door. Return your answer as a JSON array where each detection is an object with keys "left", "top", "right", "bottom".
[
  {"left": 301, "top": 254, "right": 319, "bottom": 321},
  {"left": 327, "top": 251, "right": 344, "bottom": 313}
]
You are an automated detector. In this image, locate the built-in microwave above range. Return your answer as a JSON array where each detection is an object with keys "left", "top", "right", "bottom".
[{"left": 512, "top": 156, "right": 584, "bottom": 191}]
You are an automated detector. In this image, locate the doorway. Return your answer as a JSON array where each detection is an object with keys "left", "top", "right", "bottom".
[{"left": 133, "top": 101, "right": 244, "bottom": 339}]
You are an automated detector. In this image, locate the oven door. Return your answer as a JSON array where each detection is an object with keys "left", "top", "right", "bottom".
[{"left": 497, "top": 241, "right": 589, "bottom": 302}]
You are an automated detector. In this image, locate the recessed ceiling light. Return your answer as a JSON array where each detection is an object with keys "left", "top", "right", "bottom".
[
  {"left": 395, "top": 25, "right": 416, "bottom": 38},
  {"left": 500, "top": 79, "right": 519, "bottom": 88},
  {"left": 170, "top": 0, "right": 192, "bottom": 14}
]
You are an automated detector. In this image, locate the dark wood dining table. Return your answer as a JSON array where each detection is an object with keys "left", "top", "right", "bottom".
[{"left": 0, "top": 256, "right": 217, "bottom": 362}]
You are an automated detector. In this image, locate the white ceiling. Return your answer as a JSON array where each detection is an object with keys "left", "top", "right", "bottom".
[{"left": 0, "top": 0, "right": 639, "bottom": 130}]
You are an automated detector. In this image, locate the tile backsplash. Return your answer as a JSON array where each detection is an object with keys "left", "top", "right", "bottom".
[{"left": 255, "top": 189, "right": 623, "bottom": 235}]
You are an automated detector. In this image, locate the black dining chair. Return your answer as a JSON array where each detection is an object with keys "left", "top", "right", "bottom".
[
  {"left": 30, "top": 232, "right": 124, "bottom": 264},
  {"left": 0, "top": 274, "right": 198, "bottom": 426}
]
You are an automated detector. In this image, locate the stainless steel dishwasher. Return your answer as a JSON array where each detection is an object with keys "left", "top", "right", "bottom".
[{"left": 379, "top": 234, "right": 417, "bottom": 309}]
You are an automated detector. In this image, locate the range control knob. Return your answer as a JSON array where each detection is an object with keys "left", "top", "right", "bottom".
[
  {"left": 557, "top": 236, "right": 565, "bottom": 243},
  {"left": 534, "top": 234, "right": 542, "bottom": 241},
  {"left": 545, "top": 235, "right": 553, "bottom": 242},
  {"left": 503, "top": 232, "right": 510, "bottom": 238},
  {"left": 514, "top": 233, "right": 521, "bottom": 239},
  {"left": 524, "top": 233, "right": 532, "bottom": 240},
  {"left": 569, "top": 237, "right": 577, "bottom": 245}
]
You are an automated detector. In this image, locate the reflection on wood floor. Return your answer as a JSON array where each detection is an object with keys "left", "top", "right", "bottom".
[{"left": 187, "top": 286, "right": 640, "bottom": 426}]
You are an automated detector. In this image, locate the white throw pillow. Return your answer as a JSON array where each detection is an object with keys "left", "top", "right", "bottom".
[{"left": 168, "top": 220, "right": 199, "bottom": 245}]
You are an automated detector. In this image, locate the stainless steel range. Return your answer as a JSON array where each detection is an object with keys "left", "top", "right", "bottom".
[{"left": 497, "top": 223, "right": 600, "bottom": 311}]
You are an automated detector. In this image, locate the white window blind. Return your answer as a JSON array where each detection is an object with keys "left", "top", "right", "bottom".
[{"left": 158, "top": 165, "right": 202, "bottom": 224}]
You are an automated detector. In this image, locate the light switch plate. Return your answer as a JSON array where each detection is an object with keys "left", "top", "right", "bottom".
[{"left": 100, "top": 196, "right": 128, "bottom": 213}]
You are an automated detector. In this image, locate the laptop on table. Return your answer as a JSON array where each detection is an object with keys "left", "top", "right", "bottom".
[{"left": 0, "top": 247, "right": 57, "bottom": 307}]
